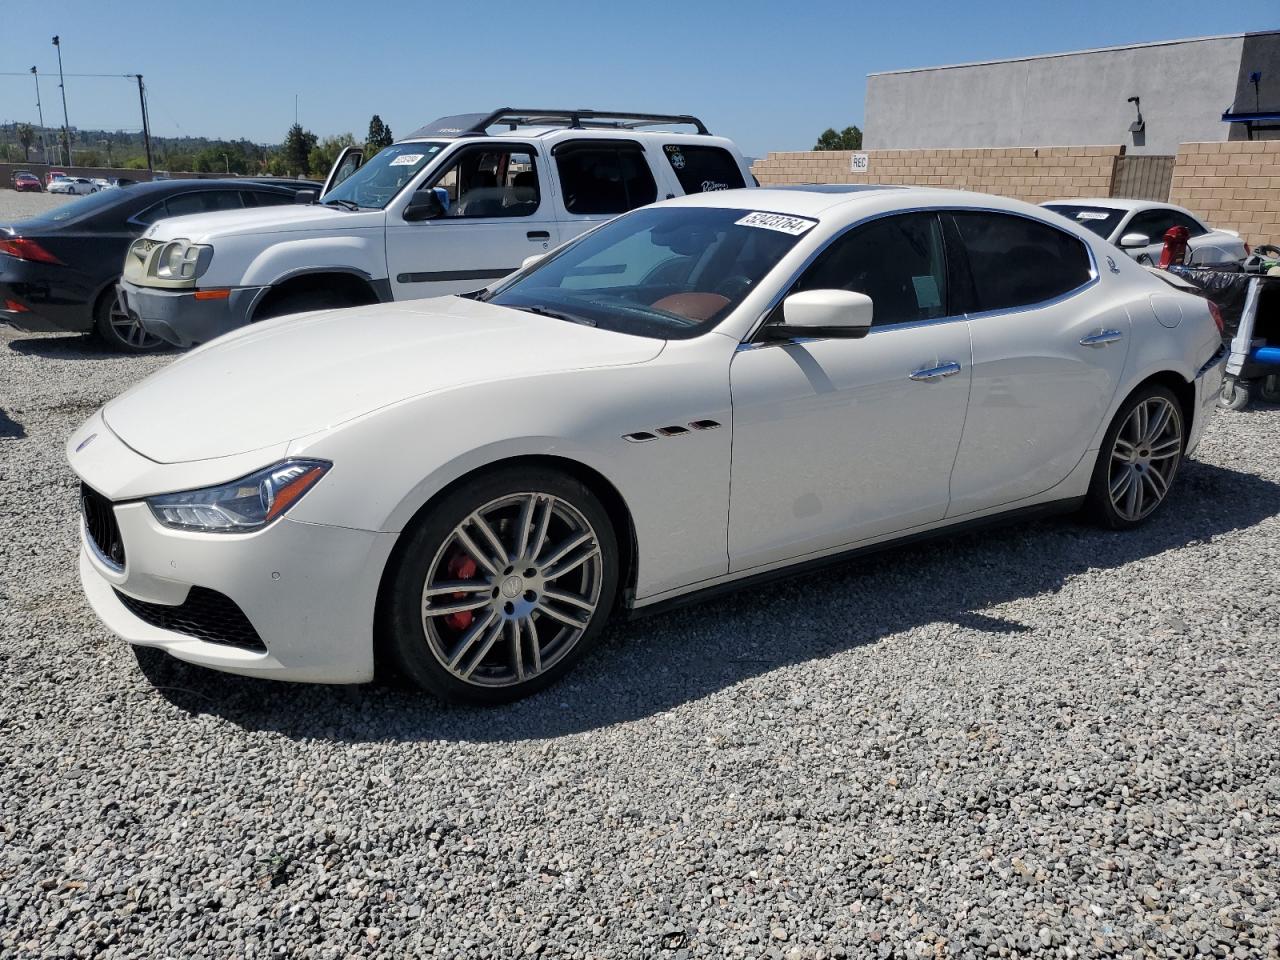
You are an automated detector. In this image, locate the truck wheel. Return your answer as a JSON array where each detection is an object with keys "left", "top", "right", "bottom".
[
  {"left": 253, "top": 287, "right": 363, "bottom": 323},
  {"left": 94, "top": 285, "right": 164, "bottom": 353}
]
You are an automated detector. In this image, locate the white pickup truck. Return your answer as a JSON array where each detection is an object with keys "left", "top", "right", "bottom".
[{"left": 118, "top": 108, "right": 755, "bottom": 347}]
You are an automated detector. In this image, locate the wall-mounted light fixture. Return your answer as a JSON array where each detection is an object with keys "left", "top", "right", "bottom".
[{"left": 1127, "top": 96, "right": 1145, "bottom": 134}]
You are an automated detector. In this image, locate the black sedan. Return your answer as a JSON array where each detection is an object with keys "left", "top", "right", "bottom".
[{"left": 1, "top": 179, "right": 316, "bottom": 352}]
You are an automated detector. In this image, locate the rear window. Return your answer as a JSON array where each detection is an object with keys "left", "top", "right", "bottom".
[
  {"left": 554, "top": 142, "right": 658, "bottom": 215},
  {"left": 663, "top": 144, "right": 746, "bottom": 194},
  {"left": 1042, "top": 204, "right": 1124, "bottom": 239}
]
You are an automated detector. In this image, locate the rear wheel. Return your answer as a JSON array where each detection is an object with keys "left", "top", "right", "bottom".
[
  {"left": 1086, "top": 384, "right": 1184, "bottom": 529},
  {"left": 382, "top": 467, "right": 618, "bottom": 704},
  {"left": 93, "top": 285, "right": 164, "bottom": 353}
]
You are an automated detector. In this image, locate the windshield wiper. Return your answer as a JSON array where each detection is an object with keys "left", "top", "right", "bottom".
[
  {"left": 322, "top": 198, "right": 359, "bottom": 211},
  {"left": 515, "top": 305, "right": 596, "bottom": 327}
]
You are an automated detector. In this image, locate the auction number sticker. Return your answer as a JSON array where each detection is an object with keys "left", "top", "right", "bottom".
[
  {"left": 1074, "top": 211, "right": 1110, "bottom": 221},
  {"left": 850, "top": 153, "right": 869, "bottom": 173},
  {"left": 390, "top": 153, "right": 424, "bottom": 166},
  {"left": 735, "top": 212, "right": 817, "bottom": 236}
]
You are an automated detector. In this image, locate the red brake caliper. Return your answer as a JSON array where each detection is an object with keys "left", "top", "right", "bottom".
[{"left": 443, "top": 552, "right": 479, "bottom": 632}]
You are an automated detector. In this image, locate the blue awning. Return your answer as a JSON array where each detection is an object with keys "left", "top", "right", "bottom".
[{"left": 1222, "top": 110, "right": 1280, "bottom": 123}]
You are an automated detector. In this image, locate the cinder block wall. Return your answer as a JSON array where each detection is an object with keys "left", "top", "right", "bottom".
[
  {"left": 1169, "top": 141, "right": 1280, "bottom": 248},
  {"left": 751, "top": 146, "right": 1123, "bottom": 203}
]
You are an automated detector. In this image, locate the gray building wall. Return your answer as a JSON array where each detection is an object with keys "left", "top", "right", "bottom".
[{"left": 865, "top": 33, "right": 1275, "bottom": 155}]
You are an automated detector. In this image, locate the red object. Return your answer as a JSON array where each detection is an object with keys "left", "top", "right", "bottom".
[
  {"left": 1158, "top": 225, "right": 1191, "bottom": 268},
  {"left": 193, "top": 288, "right": 231, "bottom": 301},
  {"left": 1207, "top": 301, "right": 1224, "bottom": 336},
  {"left": 0, "top": 237, "right": 63, "bottom": 265},
  {"left": 4, "top": 299, "right": 29, "bottom": 313},
  {"left": 12, "top": 173, "right": 42, "bottom": 192},
  {"left": 443, "top": 553, "right": 480, "bottom": 632},
  {"left": 45, "top": 170, "right": 67, "bottom": 186}
]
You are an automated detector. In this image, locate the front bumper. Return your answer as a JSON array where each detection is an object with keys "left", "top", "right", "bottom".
[{"left": 118, "top": 278, "right": 265, "bottom": 348}]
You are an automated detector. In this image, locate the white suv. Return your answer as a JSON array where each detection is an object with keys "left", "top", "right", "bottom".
[{"left": 118, "top": 108, "right": 755, "bottom": 347}]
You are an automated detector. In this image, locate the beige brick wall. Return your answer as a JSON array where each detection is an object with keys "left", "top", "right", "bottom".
[
  {"left": 1169, "top": 141, "right": 1280, "bottom": 248},
  {"left": 750, "top": 146, "right": 1123, "bottom": 204}
]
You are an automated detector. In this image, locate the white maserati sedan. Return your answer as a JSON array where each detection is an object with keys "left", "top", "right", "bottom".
[
  {"left": 69, "top": 186, "right": 1227, "bottom": 703},
  {"left": 1041, "top": 198, "right": 1248, "bottom": 267}
]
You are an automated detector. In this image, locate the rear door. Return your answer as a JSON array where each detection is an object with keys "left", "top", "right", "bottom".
[
  {"left": 551, "top": 139, "right": 660, "bottom": 244},
  {"left": 945, "top": 210, "right": 1130, "bottom": 516},
  {"left": 385, "top": 141, "right": 557, "bottom": 299}
]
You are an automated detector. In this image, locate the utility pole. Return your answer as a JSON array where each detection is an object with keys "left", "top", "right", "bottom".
[
  {"left": 30, "top": 66, "right": 48, "bottom": 165},
  {"left": 51, "top": 36, "right": 72, "bottom": 166},
  {"left": 135, "top": 75, "right": 153, "bottom": 171}
]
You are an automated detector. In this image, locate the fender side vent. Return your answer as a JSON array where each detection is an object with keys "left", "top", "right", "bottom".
[
  {"left": 688, "top": 419, "right": 721, "bottom": 430},
  {"left": 623, "top": 431, "right": 657, "bottom": 443},
  {"left": 655, "top": 425, "right": 689, "bottom": 437}
]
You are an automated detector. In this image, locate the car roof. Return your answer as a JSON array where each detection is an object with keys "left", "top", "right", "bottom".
[{"left": 1044, "top": 197, "right": 1163, "bottom": 212}]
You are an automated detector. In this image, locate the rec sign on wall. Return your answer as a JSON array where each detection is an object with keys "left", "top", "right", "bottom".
[{"left": 850, "top": 153, "right": 869, "bottom": 173}]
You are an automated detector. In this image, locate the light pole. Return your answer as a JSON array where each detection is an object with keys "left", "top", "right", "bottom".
[
  {"left": 221, "top": 153, "right": 230, "bottom": 174},
  {"left": 30, "top": 67, "right": 48, "bottom": 165},
  {"left": 51, "top": 36, "right": 72, "bottom": 166}
]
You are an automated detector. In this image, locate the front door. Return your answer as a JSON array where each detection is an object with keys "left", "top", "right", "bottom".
[
  {"left": 386, "top": 142, "right": 558, "bottom": 300},
  {"left": 943, "top": 210, "right": 1130, "bottom": 516},
  {"left": 728, "top": 212, "right": 972, "bottom": 571}
]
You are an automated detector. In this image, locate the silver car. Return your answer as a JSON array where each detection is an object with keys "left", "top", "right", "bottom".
[{"left": 1043, "top": 198, "right": 1247, "bottom": 267}]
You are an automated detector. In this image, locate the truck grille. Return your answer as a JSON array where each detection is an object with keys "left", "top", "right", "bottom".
[
  {"left": 114, "top": 587, "right": 266, "bottom": 652},
  {"left": 81, "top": 483, "right": 125, "bottom": 570}
]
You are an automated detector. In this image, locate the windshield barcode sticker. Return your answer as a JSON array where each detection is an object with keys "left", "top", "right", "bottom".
[{"left": 736, "top": 212, "right": 817, "bottom": 235}]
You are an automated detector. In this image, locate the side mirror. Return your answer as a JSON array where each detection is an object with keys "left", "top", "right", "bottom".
[
  {"left": 403, "top": 187, "right": 449, "bottom": 222},
  {"left": 521, "top": 254, "right": 545, "bottom": 271},
  {"left": 294, "top": 189, "right": 317, "bottom": 204},
  {"left": 1119, "top": 232, "right": 1150, "bottom": 249},
  {"left": 767, "top": 289, "right": 874, "bottom": 340}
]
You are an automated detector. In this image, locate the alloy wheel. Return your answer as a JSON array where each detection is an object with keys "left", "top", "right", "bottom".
[
  {"left": 1108, "top": 396, "right": 1182, "bottom": 522},
  {"left": 108, "top": 298, "right": 163, "bottom": 350},
  {"left": 420, "top": 492, "right": 603, "bottom": 687}
]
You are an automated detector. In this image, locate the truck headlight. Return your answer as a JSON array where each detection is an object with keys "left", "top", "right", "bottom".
[
  {"left": 152, "top": 239, "right": 213, "bottom": 282},
  {"left": 147, "top": 460, "right": 330, "bottom": 532}
]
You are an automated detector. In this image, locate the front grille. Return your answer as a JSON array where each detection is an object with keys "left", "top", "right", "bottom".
[
  {"left": 114, "top": 587, "right": 267, "bottom": 652},
  {"left": 81, "top": 483, "right": 125, "bottom": 569}
]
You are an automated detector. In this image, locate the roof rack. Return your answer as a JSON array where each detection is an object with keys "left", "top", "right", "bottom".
[{"left": 406, "top": 108, "right": 710, "bottom": 140}]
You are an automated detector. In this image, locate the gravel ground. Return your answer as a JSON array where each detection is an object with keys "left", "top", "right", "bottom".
[
  {"left": 1, "top": 190, "right": 76, "bottom": 223},
  {"left": 2, "top": 317, "right": 1279, "bottom": 957}
]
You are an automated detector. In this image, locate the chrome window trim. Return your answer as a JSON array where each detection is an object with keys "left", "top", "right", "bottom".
[{"left": 742, "top": 205, "right": 1101, "bottom": 344}]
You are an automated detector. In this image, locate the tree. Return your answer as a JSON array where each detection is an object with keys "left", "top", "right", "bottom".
[
  {"left": 366, "top": 114, "right": 393, "bottom": 154},
  {"left": 281, "top": 123, "right": 319, "bottom": 176},
  {"left": 813, "top": 126, "right": 863, "bottom": 151},
  {"left": 16, "top": 124, "right": 34, "bottom": 162},
  {"left": 309, "top": 133, "right": 356, "bottom": 178}
]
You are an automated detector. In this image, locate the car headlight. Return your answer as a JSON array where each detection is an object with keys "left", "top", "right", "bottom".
[
  {"left": 147, "top": 460, "right": 330, "bottom": 533},
  {"left": 152, "top": 238, "right": 213, "bottom": 282}
]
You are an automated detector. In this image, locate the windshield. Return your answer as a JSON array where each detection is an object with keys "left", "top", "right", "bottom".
[
  {"left": 23, "top": 188, "right": 125, "bottom": 224},
  {"left": 320, "top": 141, "right": 446, "bottom": 209},
  {"left": 1043, "top": 204, "right": 1125, "bottom": 239},
  {"left": 487, "top": 206, "right": 813, "bottom": 340}
]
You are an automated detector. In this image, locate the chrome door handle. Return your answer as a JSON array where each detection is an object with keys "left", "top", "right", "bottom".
[
  {"left": 909, "top": 361, "right": 962, "bottom": 381},
  {"left": 1079, "top": 329, "right": 1124, "bottom": 346}
]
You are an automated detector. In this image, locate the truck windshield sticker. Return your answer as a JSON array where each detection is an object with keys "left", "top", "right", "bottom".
[
  {"left": 735, "top": 212, "right": 817, "bottom": 236},
  {"left": 390, "top": 154, "right": 425, "bottom": 167}
]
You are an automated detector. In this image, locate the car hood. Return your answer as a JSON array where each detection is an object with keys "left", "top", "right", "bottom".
[
  {"left": 144, "top": 203, "right": 383, "bottom": 242},
  {"left": 102, "top": 297, "right": 665, "bottom": 463}
]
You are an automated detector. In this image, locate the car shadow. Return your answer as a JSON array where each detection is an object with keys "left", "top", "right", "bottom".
[
  {"left": 7, "top": 333, "right": 177, "bottom": 359},
  {"left": 0, "top": 408, "right": 26, "bottom": 439},
  {"left": 140, "top": 459, "right": 1279, "bottom": 743}
]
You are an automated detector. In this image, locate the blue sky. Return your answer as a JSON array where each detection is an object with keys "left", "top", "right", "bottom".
[{"left": 3, "top": 1, "right": 1276, "bottom": 157}]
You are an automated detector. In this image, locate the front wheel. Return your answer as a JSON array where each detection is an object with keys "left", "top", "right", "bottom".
[
  {"left": 1085, "top": 385, "right": 1184, "bottom": 529},
  {"left": 381, "top": 467, "right": 619, "bottom": 703}
]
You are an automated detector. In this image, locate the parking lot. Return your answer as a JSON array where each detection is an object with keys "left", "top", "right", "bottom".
[{"left": 2, "top": 190, "right": 1279, "bottom": 959}]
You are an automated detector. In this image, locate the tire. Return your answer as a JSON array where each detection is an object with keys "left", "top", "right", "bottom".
[
  {"left": 93, "top": 284, "right": 165, "bottom": 353},
  {"left": 1260, "top": 375, "right": 1280, "bottom": 404},
  {"left": 1085, "top": 384, "right": 1185, "bottom": 529},
  {"left": 381, "top": 466, "right": 619, "bottom": 704},
  {"left": 1218, "top": 377, "right": 1251, "bottom": 412},
  {"left": 252, "top": 287, "right": 359, "bottom": 323}
]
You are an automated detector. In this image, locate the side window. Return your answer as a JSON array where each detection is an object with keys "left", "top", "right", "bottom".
[
  {"left": 1172, "top": 211, "right": 1208, "bottom": 238},
  {"left": 554, "top": 142, "right": 658, "bottom": 215},
  {"left": 662, "top": 144, "right": 746, "bottom": 194},
  {"left": 132, "top": 202, "right": 165, "bottom": 225},
  {"left": 950, "top": 212, "right": 1093, "bottom": 312},
  {"left": 793, "top": 212, "right": 949, "bottom": 327},
  {"left": 164, "top": 190, "right": 244, "bottom": 217},
  {"left": 426, "top": 147, "right": 540, "bottom": 219},
  {"left": 243, "top": 190, "right": 295, "bottom": 208},
  {"left": 1126, "top": 209, "right": 1180, "bottom": 243}
]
